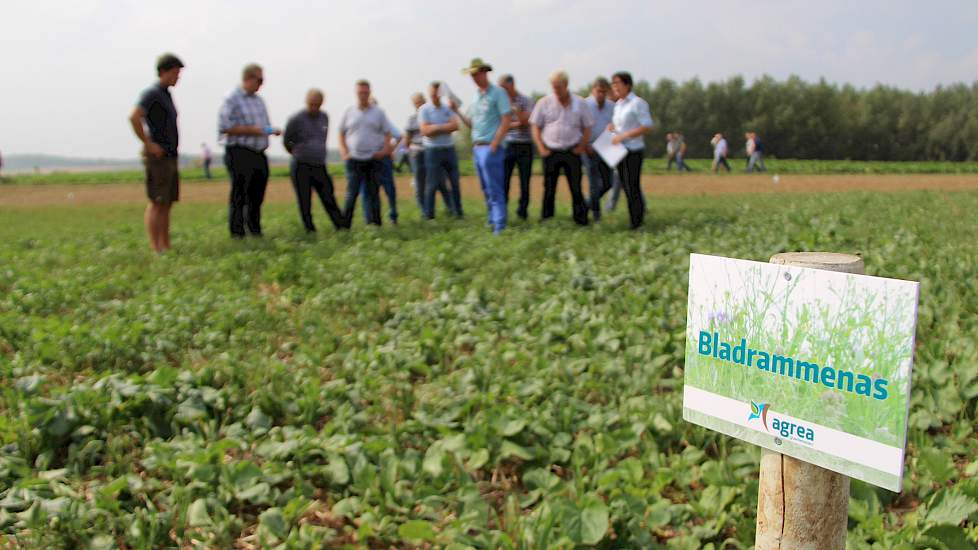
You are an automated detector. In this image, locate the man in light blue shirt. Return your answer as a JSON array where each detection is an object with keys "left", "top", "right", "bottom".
[
  {"left": 419, "top": 81, "right": 463, "bottom": 219},
  {"left": 453, "top": 58, "right": 512, "bottom": 234}
]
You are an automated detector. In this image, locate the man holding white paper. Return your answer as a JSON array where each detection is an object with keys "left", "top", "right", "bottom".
[{"left": 609, "top": 71, "right": 653, "bottom": 229}]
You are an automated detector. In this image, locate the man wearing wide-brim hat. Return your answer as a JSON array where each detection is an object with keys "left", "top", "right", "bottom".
[{"left": 452, "top": 58, "right": 512, "bottom": 234}]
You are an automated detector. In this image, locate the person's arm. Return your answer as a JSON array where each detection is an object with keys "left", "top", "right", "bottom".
[
  {"left": 128, "top": 106, "right": 164, "bottom": 158},
  {"left": 491, "top": 113, "right": 511, "bottom": 153},
  {"left": 611, "top": 125, "right": 651, "bottom": 144},
  {"left": 374, "top": 132, "right": 394, "bottom": 159},
  {"left": 282, "top": 117, "right": 296, "bottom": 154},
  {"left": 451, "top": 100, "right": 471, "bottom": 128},
  {"left": 513, "top": 98, "right": 532, "bottom": 128},
  {"left": 489, "top": 90, "right": 512, "bottom": 153},
  {"left": 419, "top": 109, "right": 440, "bottom": 137},
  {"left": 377, "top": 115, "right": 398, "bottom": 158},
  {"left": 574, "top": 127, "right": 591, "bottom": 155},
  {"left": 338, "top": 132, "right": 350, "bottom": 161},
  {"left": 397, "top": 132, "right": 411, "bottom": 151},
  {"left": 574, "top": 102, "right": 593, "bottom": 154},
  {"left": 421, "top": 116, "right": 459, "bottom": 137},
  {"left": 531, "top": 124, "right": 549, "bottom": 158}
]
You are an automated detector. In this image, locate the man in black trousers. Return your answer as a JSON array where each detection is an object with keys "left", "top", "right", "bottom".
[
  {"left": 217, "top": 63, "right": 280, "bottom": 238},
  {"left": 283, "top": 89, "right": 345, "bottom": 232},
  {"left": 529, "top": 70, "right": 593, "bottom": 225}
]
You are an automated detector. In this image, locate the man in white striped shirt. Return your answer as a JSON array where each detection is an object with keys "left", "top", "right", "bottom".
[{"left": 530, "top": 70, "right": 593, "bottom": 225}]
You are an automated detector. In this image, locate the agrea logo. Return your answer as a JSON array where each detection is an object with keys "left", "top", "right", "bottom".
[
  {"left": 748, "top": 400, "right": 815, "bottom": 444},
  {"left": 748, "top": 401, "right": 770, "bottom": 430}
]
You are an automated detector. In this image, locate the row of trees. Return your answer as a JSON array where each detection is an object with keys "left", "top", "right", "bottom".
[{"left": 624, "top": 76, "right": 978, "bottom": 161}]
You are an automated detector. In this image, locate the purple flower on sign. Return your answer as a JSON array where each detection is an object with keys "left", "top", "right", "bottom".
[{"left": 708, "top": 310, "right": 730, "bottom": 325}]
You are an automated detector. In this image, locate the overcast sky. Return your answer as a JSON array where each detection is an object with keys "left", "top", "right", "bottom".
[{"left": 3, "top": 0, "right": 978, "bottom": 159}]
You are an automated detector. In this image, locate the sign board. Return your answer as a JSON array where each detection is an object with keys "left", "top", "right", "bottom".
[{"left": 682, "top": 254, "right": 919, "bottom": 491}]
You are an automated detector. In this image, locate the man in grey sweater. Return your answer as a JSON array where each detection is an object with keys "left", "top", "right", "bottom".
[{"left": 283, "top": 89, "right": 345, "bottom": 232}]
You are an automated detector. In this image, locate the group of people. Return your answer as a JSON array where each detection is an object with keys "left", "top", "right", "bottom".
[
  {"left": 129, "top": 53, "right": 655, "bottom": 253},
  {"left": 709, "top": 132, "right": 767, "bottom": 173}
]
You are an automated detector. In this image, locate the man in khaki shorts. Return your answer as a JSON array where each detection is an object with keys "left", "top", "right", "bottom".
[{"left": 129, "top": 53, "right": 183, "bottom": 253}]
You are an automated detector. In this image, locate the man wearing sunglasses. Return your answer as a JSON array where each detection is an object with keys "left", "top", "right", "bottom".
[{"left": 218, "top": 63, "right": 281, "bottom": 238}]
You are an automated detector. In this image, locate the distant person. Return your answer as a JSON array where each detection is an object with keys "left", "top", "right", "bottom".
[
  {"left": 338, "top": 79, "right": 394, "bottom": 226},
  {"left": 394, "top": 145, "right": 410, "bottom": 174},
  {"left": 128, "top": 53, "right": 183, "bottom": 253},
  {"left": 583, "top": 77, "right": 615, "bottom": 221},
  {"left": 665, "top": 132, "right": 677, "bottom": 170},
  {"left": 746, "top": 132, "right": 767, "bottom": 172},
  {"left": 419, "top": 81, "right": 464, "bottom": 218},
  {"left": 0, "top": 149, "right": 3, "bottom": 180},
  {"left": 675, "top": 131, "right": 691, "bottom": 172},
  {"left": 499, "top": 74, "right": 534, "bottom": 220},
  {"left": 282, "top": 88, "right": 345, "bottom": 233},
  {"left": 711, "top": 133, "right": 731, "bottom": 172},
  {"left": 200, "top": 142, "right": 213, "bottom": 179},
  {"left": 218, "top": 63, "right": 281, "bottom": 238},
  {"left": 610, "top": 71, "right": 654, "bottom": 229},
  {"left": 453, "top": 58, "right": 512, "bottom": 235},
  {"left": 530, "top": 70, "right": 593, "bottom": 225}
]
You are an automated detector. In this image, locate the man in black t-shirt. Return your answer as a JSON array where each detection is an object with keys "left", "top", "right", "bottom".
[{"left": 129, "top": 53, "right": 183, "bottom": 253}]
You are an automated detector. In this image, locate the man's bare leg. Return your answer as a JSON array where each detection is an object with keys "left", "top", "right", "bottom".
[
  {"left": 160, "top": 204, "right": 172, "bottom": 251},
  {"left": 145, "top": 202, "right": 164, "bottom": 253}
]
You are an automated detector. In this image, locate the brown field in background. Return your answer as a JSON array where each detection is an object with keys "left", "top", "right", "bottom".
[{"left": 3, "top": 174, "right": 978, "bottom": 208}]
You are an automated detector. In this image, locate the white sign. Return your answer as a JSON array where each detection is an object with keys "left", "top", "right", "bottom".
[{"left": 682, "top": 254, "right": 919, "bottom": 491}]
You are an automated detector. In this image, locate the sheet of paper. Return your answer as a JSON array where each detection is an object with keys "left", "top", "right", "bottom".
[{"left": 593, "top": 130, "right": 627, "bottom": 167}]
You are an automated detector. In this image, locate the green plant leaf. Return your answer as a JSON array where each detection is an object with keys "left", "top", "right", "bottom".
[{"left": 398, "top": 519, "right": 436, "bottom": 542}]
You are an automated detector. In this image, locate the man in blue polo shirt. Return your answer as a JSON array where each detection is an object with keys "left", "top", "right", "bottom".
[{"left": 452, "top": 58, "right": 512, "bottom": 234}]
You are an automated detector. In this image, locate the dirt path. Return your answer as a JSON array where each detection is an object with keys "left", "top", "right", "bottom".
[{"left": 3, "top": 174, "right": 978, "bottom": 208}]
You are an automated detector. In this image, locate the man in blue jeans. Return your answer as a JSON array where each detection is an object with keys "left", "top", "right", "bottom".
[
  {"left": 452, "top": 58, "right": 512, "bottom": 234},
  {"left": 338, "top": 79, "right": 394, "bottom": 226},
  {"left": 419, "top": 81, "right": 463, "bottom": 218}
]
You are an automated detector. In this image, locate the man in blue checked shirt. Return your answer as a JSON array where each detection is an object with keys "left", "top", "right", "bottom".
[
  {"left": 218, "top": 63, "right": 281, "bottom": 238},
  {"left": 452, "top": 58, "right": 512, "bottom": 235}
]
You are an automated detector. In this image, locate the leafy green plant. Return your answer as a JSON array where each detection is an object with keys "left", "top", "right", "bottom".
[{"left": 0, "top": 189, "right": 976, "bottom": 547}]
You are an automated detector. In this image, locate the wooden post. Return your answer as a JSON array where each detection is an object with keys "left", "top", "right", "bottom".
[{"left": 755, "top": 252, "right": 863, "bottom": 550}]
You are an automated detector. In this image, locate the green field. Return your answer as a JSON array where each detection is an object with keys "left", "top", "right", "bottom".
[
  {"left": 5, "top": 158, "right": 978, "bottom": 186},
  {"left": 1, "top": 190, "right": 977, "bottom": 548}
]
